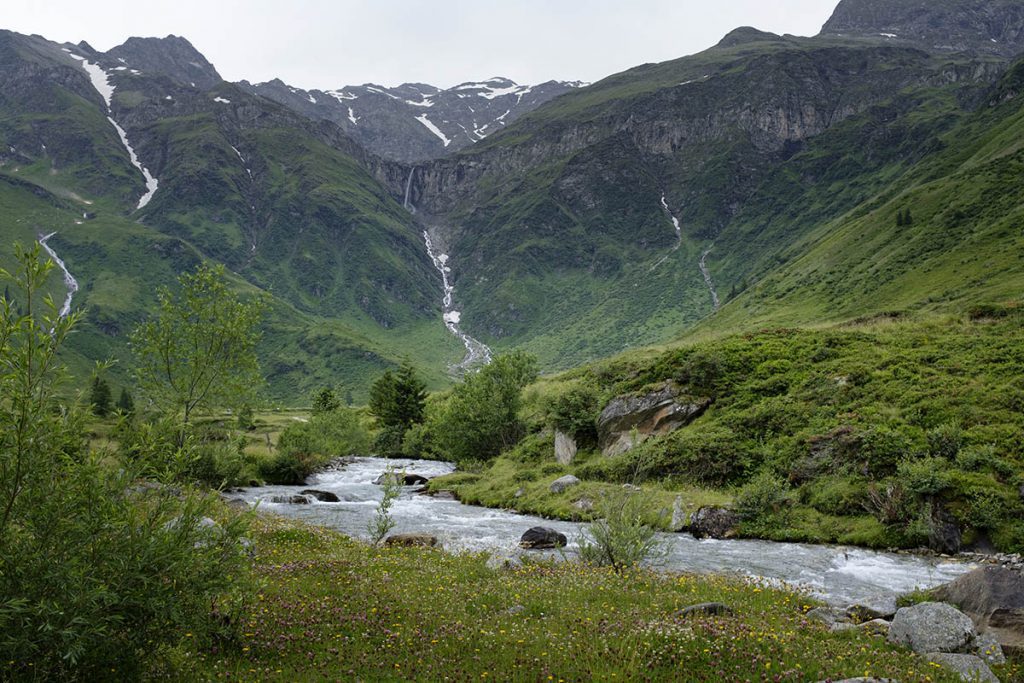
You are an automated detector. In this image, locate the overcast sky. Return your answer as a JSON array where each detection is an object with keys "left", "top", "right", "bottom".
[{"left": 8, "top": 1, "right": 841, "bottom": 89}]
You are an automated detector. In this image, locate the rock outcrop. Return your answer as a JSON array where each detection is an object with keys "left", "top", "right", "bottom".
[
  {"left": 549, "top": 475, "right": 581, "bottom": 494},
  {"left": 597, "top": 384, "right": 710, "bottom": 456},
  {"left": 554, "top": 430, "right": 578, "bottom": 465}
]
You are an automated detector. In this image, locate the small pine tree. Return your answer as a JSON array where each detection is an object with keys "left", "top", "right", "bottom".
[
  {"left": 368, "top": 362, "right": 427, "bottom": 429},
  {"left": 904, "top": 208, "right": 913, "bottom": 226},
  {"left": 344, "top": 390, "right": 354, "bottom": 407},
  {"left": 116, "top": 388, "right": 135, "bottom": 415},
  {"left": 90, "top": 376, "right": 112, "bottom": 417},
  {"left": 896, "top": 209, "right": 906, "bottom": 227},
  {"left": 311, "top": 387, "right": 341, "bottom": 415},
  {"left": 237, "top": 404, "right": 255, "bottom": 430}
]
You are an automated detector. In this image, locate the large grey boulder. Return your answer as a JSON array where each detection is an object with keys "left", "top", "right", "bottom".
[
  {"left": 554, "top": 430, "right": 577, "bottom": 465},
  {"left": 932, "top": 565, "right": 1024, "bottom": 656},
  {"left": 689, "top": 506, "right": 739, "bottom": 539},
  {"left": 596, "top": 384, "right": 710, "bottom": 456},
  {"left": 549, "top": 474, "right": 580, "bottom": 493},
  {"left": 887, "top": 602, "right": 976, "bottom": 654},
  {"left": 519, "top": 527, "right": 567, "bottom": 549},
  {"left": 924, "top": 653, "right": 999, "bottom": 683}
]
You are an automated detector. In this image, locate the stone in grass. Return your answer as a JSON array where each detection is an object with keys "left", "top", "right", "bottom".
[
  {"left": 519, "top": 527, "right": 567, "bottom": 550},
  {"left": 975, "top": 633, "right": 1006, "bottom": 666},
  {"left": 924, "top": 653, "right": 999, "bottom": 683},
  {"left": 549, "top": 475, "right": 580, "bottom": 494},
  {"left": 846, "top": 604, "right": 895, "bottom": 624},
  {"left": 887, "top": 602, "right": 976, "bottom": 654},
  {"left": 384, "top": 533, "right": 439, "bottom": 548},
  {"left": 676, "top": 602, "right": 735, "bottom": 618},
  {"left": 859, "top": 619, "right": 891, "bottom": 637},
  {"left": 807, "top": 606, "right": 850, "bottom": 627}
]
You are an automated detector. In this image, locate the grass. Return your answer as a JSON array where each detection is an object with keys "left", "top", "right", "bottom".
[{"left": 165, "top": 513, "right": 1006, "bottom": 681}]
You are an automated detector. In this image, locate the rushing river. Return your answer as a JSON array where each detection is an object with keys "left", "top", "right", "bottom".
[{"left": 235, "top": 457, "right": 973, "bottom": 613}]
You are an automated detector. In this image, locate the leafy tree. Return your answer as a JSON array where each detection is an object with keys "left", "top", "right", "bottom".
[
  {"left": 89, "top": 375, "right": 112, "bottom": 417},
  {"left": 368, "top": 361, "right": 427, "bottom": 429},
  {"left": 311, "top": 387, "right": 341, "bottom": 415},
  {"left": 116, "top": 387, "right": 135, "bottom": 415},
  {"left": 0, "top": 244, "right": 251, "bottom": 677},
  {"left": 431, "top": 351, "right": 538, "bottom": 462},
  {"left": 131, "top": 263, "right": 265, "bottom": 425}
]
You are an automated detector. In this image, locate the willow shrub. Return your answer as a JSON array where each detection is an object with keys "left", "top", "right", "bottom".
[{"left": 0, "top": 244, "right": 252, "bottom": 679}]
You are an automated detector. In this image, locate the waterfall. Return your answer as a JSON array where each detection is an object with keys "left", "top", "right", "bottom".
[{"left": 39, "top": 233, "right": 79, "bottom": 319}]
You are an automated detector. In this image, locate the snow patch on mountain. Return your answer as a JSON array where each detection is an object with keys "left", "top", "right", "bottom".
[
  {"left": 416, "top": 114, "right": 451, "bottom": 147},
  {"left": 69, "top": 53, "right": 159, "bottom": 210}
]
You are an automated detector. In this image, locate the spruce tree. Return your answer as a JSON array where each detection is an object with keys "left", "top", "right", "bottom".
[
  {"left": 90, "top": 376, "right": 112, "bottom": 417},
  {"left": 116, "top": 388, "right": 135, "bottom": 415},
  {"left": 368, "top": 362, "right": 427, "bottom": 429}
]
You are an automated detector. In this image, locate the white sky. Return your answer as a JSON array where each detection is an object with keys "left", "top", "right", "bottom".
[{"left": 7, "top": 1, "right": 842, "bottom": 89}]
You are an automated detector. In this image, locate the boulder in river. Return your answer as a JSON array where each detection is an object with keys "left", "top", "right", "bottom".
[
  {"left": 269, "top": 494, "right": 310, "bottom": 505},
  {"left": 373, "top": 472, "right": 430, "bottom": 486},
  {"left": 384, "top": 533, "right": 439, "bottom": 548},
  {"left": 520, "top": 527, "right": 567, "bottom": 550},
  {"left": 549, "top": 475, "right": 580, "bottom": 494},
  {"left": 924, "top": 653, "right": 999, "bottom": 683},
  {"left": 301, "top": 489, "right": 340, "bottom": 502},
  {"left": 887, "top": 602, "right": 976, "bottom": 654},
  {"left": 597, "top": 383, "right": 711, "bottom": 456},
  {"left": 689, "top": 506, "right": 739, "bottom": 539}
]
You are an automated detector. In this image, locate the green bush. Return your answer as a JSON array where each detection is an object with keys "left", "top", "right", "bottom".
[
  {"left": 269, "top": 408, "right": 371, "bottom": 484},
  {"left": 643, "top": 426, "right": 753, "bottom": 486},
  {"left": 373, "top": 425, "right": 406, "bottom": 457},
  {"left": 927, "top": 422, "right": 963, "bottom": 459},
  {"left": 735, "top": 471, "right": 791, "bottom": 520},
  {"left": 0, "top": 245, "right": 252, "bottom": 678},
  {"left": 897, "top": 457, "right": 954, "bottom": 497},
  {"left": 804, "top": 475, "right": 869, "bottom": 516},
  {"left": 542, "top": 382, "right": 601, "bottom": 447}
]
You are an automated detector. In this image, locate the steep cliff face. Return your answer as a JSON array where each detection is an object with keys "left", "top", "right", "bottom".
[
  {"left": 106, "top": 35, "right": 222, "bottom": 89},
  {"left": 821, "top": 0, "right": 1024, "bottom": 57}
]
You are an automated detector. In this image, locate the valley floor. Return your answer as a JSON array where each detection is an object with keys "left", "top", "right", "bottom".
[{"left": 167, "top": 514, "right": 1015, "bottom": 682}]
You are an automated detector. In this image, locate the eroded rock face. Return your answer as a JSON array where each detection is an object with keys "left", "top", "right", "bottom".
[
  {"left": 887, "top": 602, "right": 976, "bottom": 654},
  {"left": 554, "top": 430, "right": 578, "bottom": 465},
  {"left": 597, "top": 384, "right": 710, "bottom": 456}
]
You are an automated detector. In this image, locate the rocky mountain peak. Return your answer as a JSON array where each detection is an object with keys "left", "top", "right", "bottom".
[
  {"left": 820, "top": 0, "right": 1024, "bottom": 57},
  {"left": 717, "top": 27, "right": 783, "bottom": 49},
  {"left": 106, "top": 34, "right": 222, "bottom": 89}
]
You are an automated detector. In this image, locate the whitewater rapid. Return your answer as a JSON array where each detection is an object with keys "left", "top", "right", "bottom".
[
  {"left": 236, "top": 457, "right": 975, "bottom": 613},
  {"left": 39, "top": 233, "right": 79, "bottom": 319}
]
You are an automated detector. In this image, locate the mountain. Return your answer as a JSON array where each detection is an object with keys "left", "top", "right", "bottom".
[
  {"left": 821, "top": 0, "right": 1024, "bottom": 57},
  {"left": 241, "top": 77, "right": 585, "bottom": 162},
  {"left": 0, "top": 29, "right": 462, "bottom": 400},
  {"left": 2, "top": 0, "right": 1024, "bottom": 403},
  {"left": 390, "top": 2, "right": 1023, "bottom": 370}
]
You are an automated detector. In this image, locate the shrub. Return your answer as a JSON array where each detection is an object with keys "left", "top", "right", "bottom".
[
  {"left": 430, "top": 351, "right": 538, "bottom": 462},
  {"left": 860, "top": 425, "right": 916, "bottom": 476},
  {"left": 373, "top": 425, "right": 406, "bottom": 457},
  {"left": 804, "top": 475, "right": 869, "bottom": 516},
  {"left": 735, "top": 471, "right": 791, "bottom": 521},
  {"left": 927, "top": 422, "right": 962, "bottom": 459},
  {"left": 271, "top": 407, "right": 371, "bottom": 483},
  {"left": 577, "top": 489, "right": 665, "bottom": 572},
  {"left": 542, "top": 382, "right": 601, "bottom": 447},
  {"left": 897, "top": 457, "right": 954, "bottom": 497}
]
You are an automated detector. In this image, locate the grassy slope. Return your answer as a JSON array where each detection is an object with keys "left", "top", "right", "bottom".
[
  {"left": 432, "top": 312, "right": 1024, "bottom": 553},
  {"left": 165, "top": 514, "right": 991, "bottom": 682}
]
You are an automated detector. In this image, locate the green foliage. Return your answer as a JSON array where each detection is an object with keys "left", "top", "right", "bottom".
[
  {"left": 430, "top": 351, "right": 539, "bottom": 462},
  {"left": 368, "top": 362, "right": 427, "bottom": 430},
  {"left": 542, "top": 381, "right": 601, "bottom": 446},
  {"left": 372, "top": 425, "right": 406, "bottom": 458},
  {"left": 268, "top": 408, "right": 371, "bottom": 484},
  {"left": 577, "top": 489, "right": 666, "bottom": 572},
  {"left": 236, "top": 405, "right": 255, "bottom": 431},
  {"left": 116, "top": 386, "right": 135, "bottom": 415},
  {"left": 735, "top": 471, "right": 791, "bottom": 521},
  {"left": 131, "top": 262, "right": 266, "bottom": 424},
  {"left": 0, "top": 244, "right": 251, "bottom": 678},
  {"left": 89, "top": 374, "right": 112, "bottom": 417},
  {"left": 311, "top": 387, "right": 341, "bottom": 415},
  {"left": 367, "top": 465, "right": 401, "bottom": 545}
]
